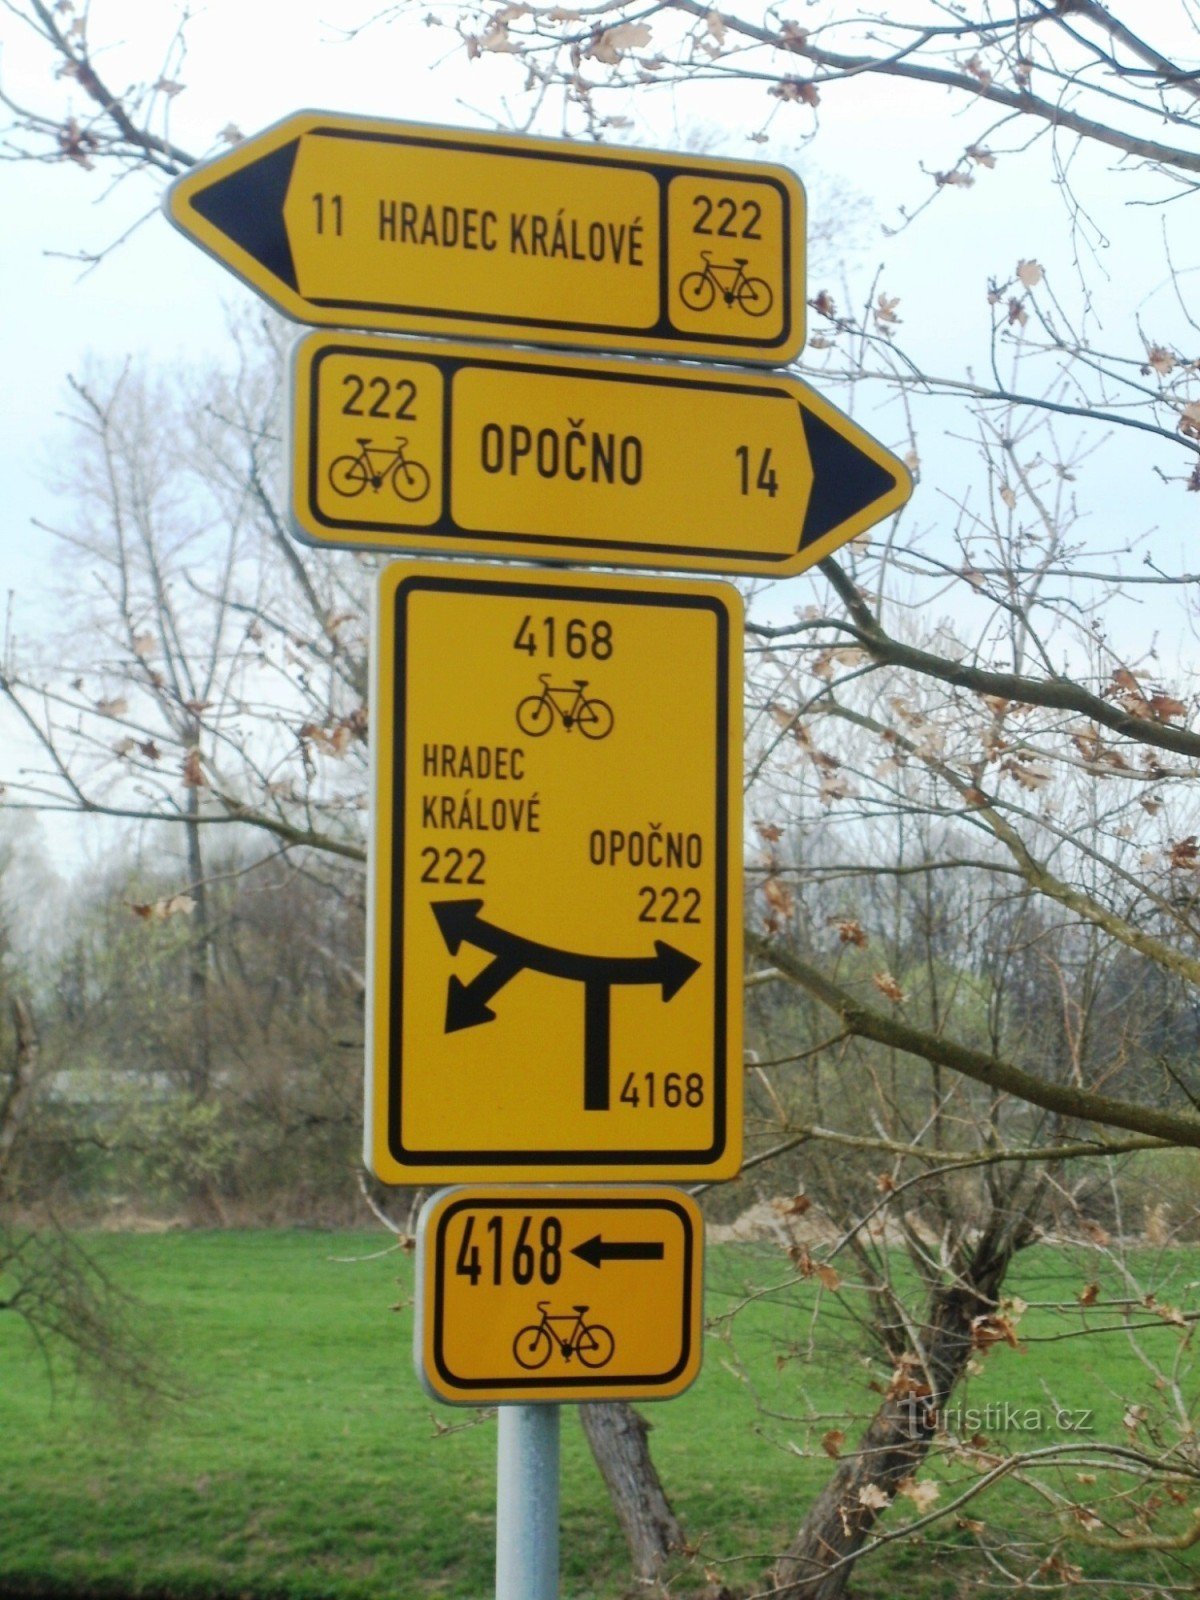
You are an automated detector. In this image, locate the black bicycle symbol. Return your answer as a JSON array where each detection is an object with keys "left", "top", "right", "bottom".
[
  {"left": 678, "top": 252, "right": 774, "bottom": 318},
  {"left": 512, "top": 1302, "right": 616, "bottom": 1369},
  {"left": 515, "top": 674, "right": 614, "bottom": 740},
  {"left": 327, "top": 436, "right": 431, "bottom": 503}
]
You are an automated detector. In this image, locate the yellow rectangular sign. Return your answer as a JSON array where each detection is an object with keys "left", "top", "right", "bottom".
[
  {"left": 288, "top": 332, "right": 912, "bottom": 575},
  {"left": 416, "top": 1187, "right": 704, "bottom": 1403},
  {"left": 165, "top": 112, "right": 805, "bottom": 364},
  {"left": 365, "top": 562, "right": 742, "bottom": 1184}
]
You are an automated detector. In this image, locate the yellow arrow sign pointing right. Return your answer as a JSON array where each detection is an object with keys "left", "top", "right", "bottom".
[{"left": 288, "top": 332, "right": 912, "bottom": 576}]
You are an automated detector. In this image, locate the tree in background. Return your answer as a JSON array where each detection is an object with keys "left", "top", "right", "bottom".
[{"left": 1, "top": 1, "right": 1199, "bottom": 1594}]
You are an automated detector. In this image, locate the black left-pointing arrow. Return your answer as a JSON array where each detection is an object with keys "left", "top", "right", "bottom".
[
  {"left": 571, "top": 1235, "right": 665, "bottom": 1269},
  {"left": 188, "top": 138, "right": 301, "bottom": 292}
]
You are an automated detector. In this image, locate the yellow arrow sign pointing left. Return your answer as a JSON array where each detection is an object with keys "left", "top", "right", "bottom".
[{"left": 165, "top": 111, "right": 805, "bottom": 364}]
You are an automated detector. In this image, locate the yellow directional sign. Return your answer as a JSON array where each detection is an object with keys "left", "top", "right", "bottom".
[
  {"left": 288, "top": 331, "right": 911, "bottom": 575},
  {"left": 165, "top": 112, "right": 805, "bottom": 364},
  {"left": 416, "top": 1187, "right": 704, "bottom": 1403},
  {"left": 365, "top": 562, "right": 742, "bottom": 1184}
]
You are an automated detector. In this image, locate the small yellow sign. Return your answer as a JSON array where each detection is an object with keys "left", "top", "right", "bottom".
[
  {"left": 288, "top": 332, "right": 912, "bottom": 575},
  {"left": 416, "top": 1187, "right": 704, "bottom": 1403},
  {"left": 165, "top": 112, "right": 805, "bottom": 364},
  {"left": 365, "top": 562, "right": 742, "bottom": 1184}
]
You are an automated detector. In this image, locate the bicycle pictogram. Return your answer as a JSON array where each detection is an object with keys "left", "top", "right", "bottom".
[
  {"left": 512, "top": 1302, "right": 616, "bottom": 1369},
  {"left": 515, "top": 674, "right": 614, "bottom": 740},
  {"left": 328, "top": 436, "right": 431, "bottom": 503},
  {"left": 677, "top": 252, "right": 774, "bottom": 318}
]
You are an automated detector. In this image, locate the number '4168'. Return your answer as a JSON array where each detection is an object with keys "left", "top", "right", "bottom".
[{"left": 455, "top": 1214, "right": 562, "bottom": 1286}]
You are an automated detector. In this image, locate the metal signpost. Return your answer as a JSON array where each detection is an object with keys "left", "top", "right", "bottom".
[
  {"left": 165, "top": 111, "right": 806, "bottom": 364},
  {"left": 165, "top": 110, "right": 913, "bottom": 1600},
  {"left": 364, "top": 561, "right": 743, "bottom": 1186},
  {"left": 287, "top": 331, "right": 911, "bottom": 575}
]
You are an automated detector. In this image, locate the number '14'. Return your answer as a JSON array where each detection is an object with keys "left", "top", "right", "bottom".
[{"left": 736, "top": 445, "right": 779, "bottom": 498}]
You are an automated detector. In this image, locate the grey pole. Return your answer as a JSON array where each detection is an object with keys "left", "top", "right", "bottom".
[{"left": 496, "top": 1403, "right": 560, "bottom": 1600}]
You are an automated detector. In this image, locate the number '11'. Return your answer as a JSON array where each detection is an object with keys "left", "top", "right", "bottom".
[{"left": 312, "top": 193, "right": 343, "bottom": 236}]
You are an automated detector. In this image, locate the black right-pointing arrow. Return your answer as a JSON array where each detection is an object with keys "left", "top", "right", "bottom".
[
  {"left": 572, "top": 1234, "right": 666, "bottom": 1269},
  {"left": 798, "top": 403, "right": 902, "bottom": 550}
]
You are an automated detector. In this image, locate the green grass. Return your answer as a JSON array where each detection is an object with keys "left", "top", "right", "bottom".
[{"left": 0, "top": 1232, "right": 1196, "bottom": 1599}]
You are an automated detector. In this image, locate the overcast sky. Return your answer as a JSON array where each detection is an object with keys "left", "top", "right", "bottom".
[{"left": 1, "top": 0, "right": 1195, "bottom": 874}]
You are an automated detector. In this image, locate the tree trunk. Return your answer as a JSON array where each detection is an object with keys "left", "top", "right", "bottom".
[
  {"left": 0, "top": 996, "right": 38, "bottom": 1187},
  {"left": 769, "top": 1218, "right": 1028, "bottom": 1599},
  {"left": 580, "top": 1401, "right": 685, "bottom": 1584},
  {"left": 184, "top": 777, "right": 211, "bottom": 1102}
]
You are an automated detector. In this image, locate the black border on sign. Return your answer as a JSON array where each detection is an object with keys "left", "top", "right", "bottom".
[
  {"left": 388, "top": 570, "right": 730, "bottom": 1168},
  {"left": 431, "top": 1194, "right": 698, "bottom": 1393},
  {"left": 305, "top": 126, "right": 794, "bottom": 352},
  {"left": 303, "top": 340, "right": 800, "bottom": 566}
]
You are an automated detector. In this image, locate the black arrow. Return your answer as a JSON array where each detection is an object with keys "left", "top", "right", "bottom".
[
  {"left": 431, "top": 899, "right": 699, "bottom": 1001},
  {"left": 572, "top": 1235, "right": 666, "bottom": 1269},
  {"left": 798, "top": 402, "right": 902, "bottom": 552},
  {"left": 444, "top": 952, "right": 523, "bottom": 1033},
  {"left": 432, "top": 898, "right": 700, "bottom": 1111},
  {"left": 188, "top": 138, "right": 301, "bottom": 292}
]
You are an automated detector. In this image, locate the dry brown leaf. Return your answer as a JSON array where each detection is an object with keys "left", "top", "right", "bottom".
[
  {"left": 1078, "top": 1282, "right": 1100, "bottom": 1307},
  {"left": 770, "top": 76, "right": 820, "bottom": 105},
  {"left": 1148, "top": 691, "right": 1187, "bottom": 723},
  {"left": 790, "top": 1242, "right": 815, "bottom": 1277},
  {"left": 970, "top": 1312, "right": 1020, "bottom": 1350},
  {"left": 587, "top": 20, "right": 651, "bottom": 62},
  {"left": 857, "top": 1483, "right": 890, "bottom": 1511},
  {"left": 762, "top": 877, "right": 795, "bottom": 919},
  {"left": 1145, "top": 345, "right": 1176, "bottom": 377},
  {"left": 1001, "top": 757, "right": 1051, "bottom": 791},
  {"left": 1016, "top": 259, "right": 1043, "bottom": 288},
  {"left": 128, "top": 893, "right": 196, "bottom": 923},
  {"left": 94, "top": 696, "right": 128, "bottom": 718},
  {"left": 182, "top": 748, "right": 207, "bottom": 789},
  {"left": 816, "top": 1263, "right": 841, "bottom": 1292},
  {"left": 872, "top": 971, "right": 906, "bottom": 1005},
  {"left": 831, "top": 917, "right": 868, "bottom": 948},
  {"left": 898, "top": 1477, "right": 940, "bottom": 1513},
  {"left": 774, "top": 1192, "right": 812, "bottom": 1217},
  {"left": 821, "top": 1429, "right": 845, "bottom": 1459},
  {"left": 1168, "top": 835, "right": 1199, "bottom": 871},
  {"left": 1123, "top": 1404, "right": 1147, "bottom": 1434}
]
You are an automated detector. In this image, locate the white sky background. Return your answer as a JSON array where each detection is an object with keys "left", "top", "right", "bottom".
[{"left": 0, "top": 0, "right": 1197, "bottom": 880}]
